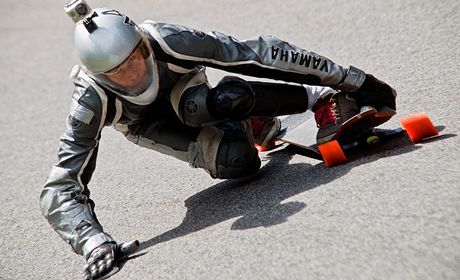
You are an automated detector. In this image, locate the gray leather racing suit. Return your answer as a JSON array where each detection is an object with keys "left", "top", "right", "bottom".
[{"left": 40, "top": 20, "right": 364, "bottom": 257}]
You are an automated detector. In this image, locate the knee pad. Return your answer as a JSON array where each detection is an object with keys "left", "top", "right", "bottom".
[
  {"left": 214, "top": 123, "right": 261, "bottom": 179},
  {"left": 189, "top": 123, "right": 260, "bottom": 179},
  {"left": 208, "top": 76, "right": 255, "bottom": 120}
]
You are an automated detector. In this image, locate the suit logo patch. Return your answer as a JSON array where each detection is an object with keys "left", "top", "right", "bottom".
[
  {"left": 185, "top": 100, "right": 199, "bottom": 114},
  {"left": 68, "top": 116, "right": 82, "bottom": 129}
]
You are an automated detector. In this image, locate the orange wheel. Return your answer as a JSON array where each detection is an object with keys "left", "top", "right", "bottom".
[
  {"left": 318, "top": 140, "right": 347, "bottom": 167},
  {"left": 400, "top": 113, "right": 438, "bottom": 143}
]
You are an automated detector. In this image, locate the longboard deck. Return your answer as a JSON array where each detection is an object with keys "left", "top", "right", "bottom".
[
  {"left": 277, "top": 111, "right": 319, "bottom": 152},
  {"left": 271, "top": 111, "right": 407, "bottom": 159}
]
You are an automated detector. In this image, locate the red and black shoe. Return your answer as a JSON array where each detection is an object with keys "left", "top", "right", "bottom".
[
  {"left": 314, "top": 92, "right": 364, "bottom": 144},
  {"left": 314, "top": 92, "right": 396, "bottom": 145}
]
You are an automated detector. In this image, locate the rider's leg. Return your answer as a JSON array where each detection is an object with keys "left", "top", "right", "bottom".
[{"left": 121, "top": 101, "right": 260, "bottom": 179}]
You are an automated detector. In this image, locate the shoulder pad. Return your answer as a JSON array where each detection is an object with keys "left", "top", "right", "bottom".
[
  {"left": 69, "top": 97, "right": 94, "bottom": 125},
  {"left": 68, "top": 79, "right": 102, "bottom": 126}
]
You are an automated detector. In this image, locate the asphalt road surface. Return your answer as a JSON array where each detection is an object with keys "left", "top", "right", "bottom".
[{"left": 1, "top": 0, "right": 459, "bottom": 279}]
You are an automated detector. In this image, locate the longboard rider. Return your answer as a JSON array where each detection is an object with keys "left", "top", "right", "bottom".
[{"left": 40, "top": 1, "right": 397, "bottom": 279}]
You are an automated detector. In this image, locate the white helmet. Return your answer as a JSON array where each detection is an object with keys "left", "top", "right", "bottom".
[{"left": 66, "top": 1, "right": 155, "bottom": 98}]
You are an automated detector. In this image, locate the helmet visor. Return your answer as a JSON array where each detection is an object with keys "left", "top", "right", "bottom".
[{"left": 93, "top": 37, "right": 154, "bottom": 97}]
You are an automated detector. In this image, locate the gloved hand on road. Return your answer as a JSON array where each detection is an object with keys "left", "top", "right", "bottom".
[{"left": 83, "top": 240, "right": 140, "bottom": 280}]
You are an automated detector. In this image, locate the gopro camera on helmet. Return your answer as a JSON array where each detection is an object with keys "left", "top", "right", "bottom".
[{"left": 65, "top": 0, "right": 92, "bottom": 23}]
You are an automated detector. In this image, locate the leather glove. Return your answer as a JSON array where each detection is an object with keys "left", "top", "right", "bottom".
[
  {"left": 83, "top": 240, "right": 139, "bottom": 280},
  {"left": 355, "top": 74, "right": 397, "bottom": 111}
]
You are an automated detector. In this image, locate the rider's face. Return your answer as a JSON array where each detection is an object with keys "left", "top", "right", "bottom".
[{"left": 104, "top": 47, "right": 147, "bottom": 89}]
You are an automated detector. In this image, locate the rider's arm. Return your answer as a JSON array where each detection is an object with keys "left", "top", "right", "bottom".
[
  {"left": 141, "top": 21, "right": 366, "bottom": 92},
  {"left": 40, "top": 78, "right": 114, "bottom": 257}
]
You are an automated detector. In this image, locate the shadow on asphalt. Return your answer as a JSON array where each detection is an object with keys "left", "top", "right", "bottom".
[{"left": 138, "top": 130, "right": 454, "bottom": 251}]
